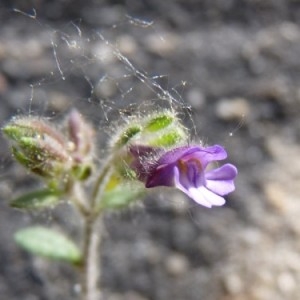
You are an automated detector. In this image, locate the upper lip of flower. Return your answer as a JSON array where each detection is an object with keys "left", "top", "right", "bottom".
[{"left": 132, "top": 144, "right": 237, "bottom": 208}]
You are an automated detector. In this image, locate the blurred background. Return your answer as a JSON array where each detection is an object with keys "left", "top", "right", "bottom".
[{"left": 1, "top": 1, "right": 300, "bottom": 299}]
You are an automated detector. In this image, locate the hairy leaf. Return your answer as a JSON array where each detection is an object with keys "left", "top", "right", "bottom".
[
  {"left": 10, "top": 189, "right": 61, "bottom": 210},
  {"left": 15, "top": 227, "right": 82, "bottom": 264}
]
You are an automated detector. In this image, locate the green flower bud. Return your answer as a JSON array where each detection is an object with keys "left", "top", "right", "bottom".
[
  {"left": 3, "top": 117, "right": 65, "bottom": 145},
  {"left": 110, "top": 109, "right": 188, "bottom": 150},
  {"left": 109, "top": 110, "right": 188, "bottom": 185},
  {"left": 71, "top": 164, "right": 93, "bottom": 181},
  {"left": 3, "top": 117, "right": 70, "bottom": 178}
]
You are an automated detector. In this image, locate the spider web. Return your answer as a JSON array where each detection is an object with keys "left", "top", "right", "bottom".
[
  {"left": 1, "top": 8, "right": 208, "bottom": 213},
  {"left": 8, "top": 9, "right": 194, "bottom": 139}
]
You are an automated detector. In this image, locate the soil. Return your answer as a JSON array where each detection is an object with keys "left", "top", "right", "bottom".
[{"left": 1, "top": 1, "right": 300, "bottom": 300}]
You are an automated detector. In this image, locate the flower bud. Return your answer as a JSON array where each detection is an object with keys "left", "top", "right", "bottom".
[
  {"left": 3, "top": 117, "right": 65, "bottom": 145},
  {"left": 3, "top": 117, "right": 70, "bottom": 178},
  {"left": 67, "top": 110, "right": 94, "bottom": 156},
  {"left": 110, "top": 110, "right": 188, "bottom": 150},
  {"left": 70, "top": 164, "right": 92, "bottom": 181},
  {"left": 65, "top": 109, "right": 95, "bottom": 180},
  {"left": 109, "top": 110, "right": 188, "bottom": 185}
]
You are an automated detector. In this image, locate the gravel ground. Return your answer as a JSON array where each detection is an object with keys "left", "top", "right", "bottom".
[{"left": 1, "top": 1, "right": 300, "bottom": 300}]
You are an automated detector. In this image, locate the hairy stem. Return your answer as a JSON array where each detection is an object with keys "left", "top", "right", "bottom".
[
  {"left": 91, "top": 156, "right": 114, "bottom": 207},
  {"left": 80, "top": 157, "right": 113, "bottom": 300},
  {"left": 81, "top": 216, "right": 102, "bottom": 300},
  {"left": 79, "top": 153, "right": 119, "bottom": 300}
]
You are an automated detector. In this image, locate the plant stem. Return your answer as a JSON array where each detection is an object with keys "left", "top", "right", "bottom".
[
  {"left": 81, "top": 216, "right": 102, "bottom": 300},
  {"left": 80, "top": 158, "right": 112, "bottom": 300},
  {"left": 91, "top": 156, "right": 114, "bottom": 207},
  {"left": 79, "top": 154, "right": 116, "bottom": 300}
]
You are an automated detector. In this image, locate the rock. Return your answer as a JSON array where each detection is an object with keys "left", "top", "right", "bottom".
[
  {"left": 223, "top": 273, "right": 244, "bottom": 295},
  {"left": 186, "top": 88, "right": 206, "bottom": 109},
  {"left": 117, "top": 35, "right": 138, "bottom": 56},
  {"left": 215, "top": 97, "right": 250, "bottom": 121},
  {"left": 165, "top": 252, "right": 189, "bottom": 277},
  {"left": 277, "top": 272, "right": 296, "bottom": 294},
  {"left": 143, "top": 32, "right": 180, "bottom": 56}
]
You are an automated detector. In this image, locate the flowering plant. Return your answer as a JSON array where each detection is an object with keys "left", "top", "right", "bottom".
[{"left": 2, "top": 108, "right": 237, "bottom": 300}]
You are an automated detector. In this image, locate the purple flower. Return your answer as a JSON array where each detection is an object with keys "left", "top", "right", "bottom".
[{"left": 130, "top": 145, "right": 237, "bottom": 208}]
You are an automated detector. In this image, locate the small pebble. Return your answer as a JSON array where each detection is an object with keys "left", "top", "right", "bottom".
[
  {"left": 144, "top": 32, "right": 180, "bottom": 55},
  {"left": 277, "top": 272, "right": 296, "bottom": 293},
  {"left": 215, "top": 97, "right": 250, "bottom": 121},
  {"left": 165, "top": 252, "right": 189, "bottom": 277},
  {"left": 186, "top": 88, "right": 206, "bottom": 109},
  {"left": 263, "top": 182, "right": 287, "bottom": 212},
  {"left": 117, "top": 35, "right": 138, "bottom": 55},
  {"left": 223, "top": 273, "right": 244, "bottom": 294}
]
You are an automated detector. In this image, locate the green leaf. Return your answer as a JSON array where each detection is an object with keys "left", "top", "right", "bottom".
[
  {"left": 99, "top": 184, "right": 144, "bottom": 210},
  {"left": 14, "top": 226, "right": 82, "bottom": 264},
  {"left": 144, "top": 112, "right": 175, "bottom": 132},
  {"left": 10, "top": 189, "right": 61, "bottom": 210}
]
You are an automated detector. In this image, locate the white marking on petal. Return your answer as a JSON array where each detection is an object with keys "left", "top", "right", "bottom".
[
  {"left": 174, "top": 166, "right": 226, "bottom": 208},
  {"left": 199, "top": 187, "right": 226, "bottom": 206},
  {"left": 188, "top": 187, "right": 213, "bottom": 207}
]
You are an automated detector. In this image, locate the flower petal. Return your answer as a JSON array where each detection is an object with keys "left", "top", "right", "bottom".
[
  {"left": 130, "top": 145, "right": 161, "bottom": 158},
  {"left": 146, "top": 163, "right": 175, "bottom": 188},
  {"left": 205, "top": 164, "right": 237, "bottom": 196},
  {"left": 205, "top": 163, "right": 237, "bottom": 180},
  {"left": 130, "top": 145, "right": 163, "bottom": 181},
  {"left": 186, "top": 186, "right": 226, "bottom": 207},
  {"left": 173, "top": 167, "right": 225, "bottom": 208},
  {"left": 130, "top": 143, "right": 237, "bottom": 208},
  {"left": 157, "top": 146, "right": 200, "bottom": 165},
  {"left": 192, "top": 145, "right": 228, "bottom": 168},
  {"left": 196, "top": 187, "right": 226, "bottom": 207}
]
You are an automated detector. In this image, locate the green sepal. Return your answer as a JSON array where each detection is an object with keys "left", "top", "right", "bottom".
[
  {"left": 14, "top": 226, "right": 82, "bottom": 264},
  {"left": 114, "top": 124, "right": 142, "bottom": 148},
  {"left": 10, "top": 189, "right": 62, "bottom": 210},
  {"left": 11, "top": 146, "right": 59, "bottom": 177},
  {"left": 12, "top": 146, "right": 52, "bottom": 177},
  {"left": 12, "top": 146, "right": 34, "bottom": 168},
  {"left": 149, "top": 128, "right": 187, "bottom": 147},
  {"left": 2, "top": 123, "right": 36, "bottom": 141},
  {"left": 99, "top": 184, "right": 144, "bottom": 210},
  {"left": 2, "top": 117, "right": 65, "bottom": 146},
  {"left": 144, "top": 112, "right": 175, "bottom": 132},
  {"left": 18, "top": 137, "right": 48, "bottom": 158}
]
